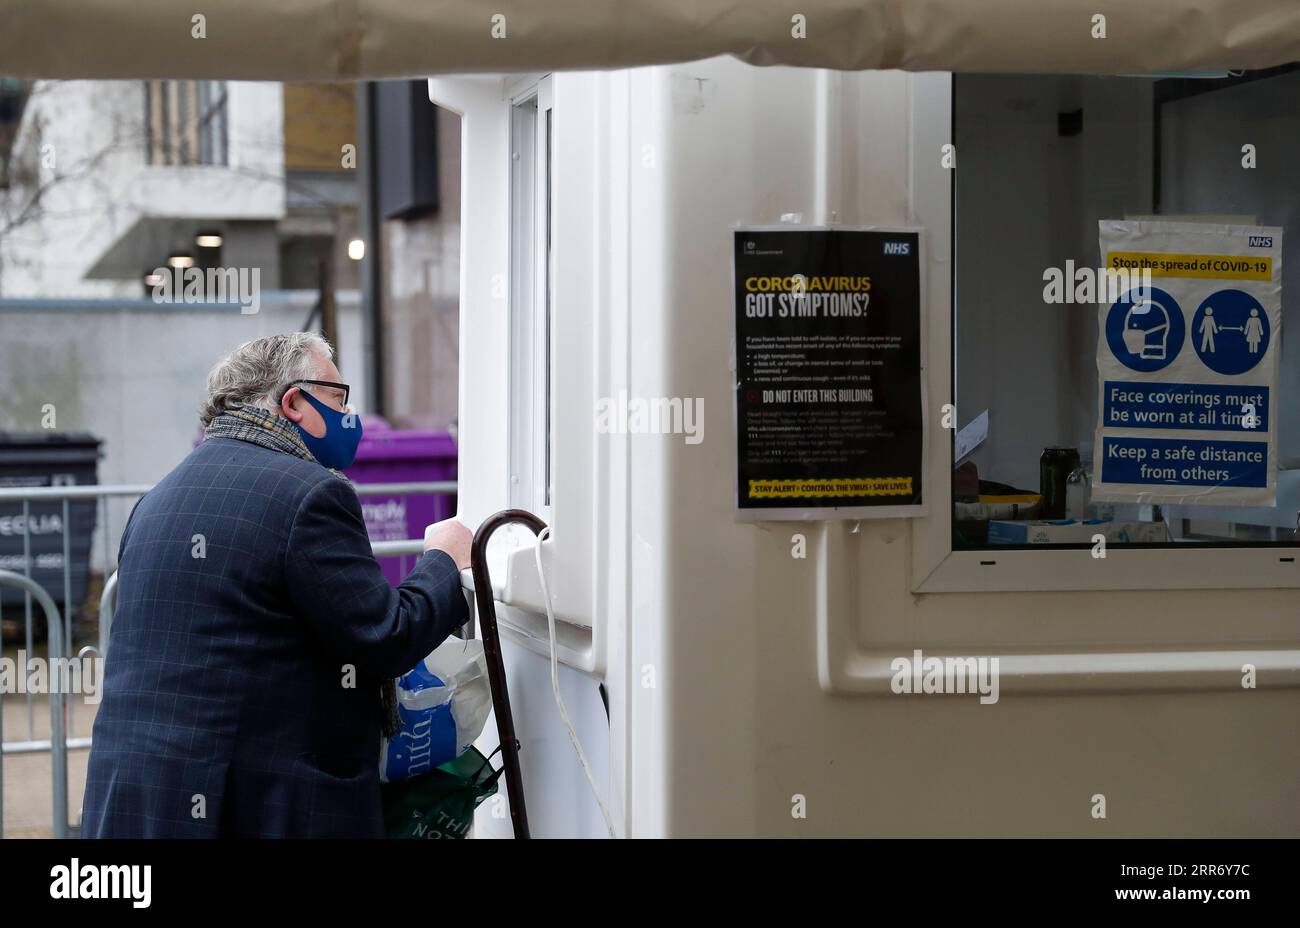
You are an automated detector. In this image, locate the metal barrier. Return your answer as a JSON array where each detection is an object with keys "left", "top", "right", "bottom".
[
  {"left": 0, "top": 485, "right": 149, "bottom": 763},
  {"left": 0, "top": 480, "right": 453, "bottom": 838},
  {"left": 0, "top": 570, "right": 68, "bottom": 838}
]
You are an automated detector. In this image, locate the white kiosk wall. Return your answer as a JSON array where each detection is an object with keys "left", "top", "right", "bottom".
[{"left": 436, "top": 62, "right": 1300, "bottom": 838}]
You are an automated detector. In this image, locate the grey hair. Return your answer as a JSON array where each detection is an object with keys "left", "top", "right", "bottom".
[{"left": 201, "top": 333, "right": 333, "bottom": 426}]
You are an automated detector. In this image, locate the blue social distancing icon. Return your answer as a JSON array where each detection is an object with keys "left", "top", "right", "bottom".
[
  {"left": 1191, "top": 289, "right": 1269, "bottom": 375},
  {"left": 1105, "top": 286, "right": 1184, "bottom": 373}
]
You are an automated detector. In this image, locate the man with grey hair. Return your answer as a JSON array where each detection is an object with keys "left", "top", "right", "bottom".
[{"left": 83, "top": 333, "right": 472, "bottom": 838}]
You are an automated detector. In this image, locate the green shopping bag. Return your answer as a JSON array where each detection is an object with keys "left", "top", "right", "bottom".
[{"left": 382, "top": 745, "right": 503, "bottom": 839}]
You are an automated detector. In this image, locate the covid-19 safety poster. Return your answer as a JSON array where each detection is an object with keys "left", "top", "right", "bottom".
[
  {"left": 1093, "top": 220, "right": 1283, "bottom": 507},
  {"left": 732, "top": 226, "right": 925, "bottom": 520}
]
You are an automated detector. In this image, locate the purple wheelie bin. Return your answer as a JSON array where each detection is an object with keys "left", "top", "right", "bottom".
[{"left": 344, "top": 417, "right": 458, "bottom": 586}]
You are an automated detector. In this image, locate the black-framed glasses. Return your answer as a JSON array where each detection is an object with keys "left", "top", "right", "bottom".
[{"left": 284, "top": 379, "right": 350, "bottom": 409}]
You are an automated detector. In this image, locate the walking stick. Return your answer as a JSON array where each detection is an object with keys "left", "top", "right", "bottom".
[{"left": 470, "top": 509, "right": 547, "bottom": 840}]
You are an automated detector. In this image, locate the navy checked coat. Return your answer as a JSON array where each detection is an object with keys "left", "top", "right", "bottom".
[{"left": 82, "top": 435, "right": 469, "bottom": 838}]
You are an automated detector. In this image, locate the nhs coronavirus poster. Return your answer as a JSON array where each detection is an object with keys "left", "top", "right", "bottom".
[
  {"left": 732, "top": 227, "right": 924, "bottom": 520},
  {"left": 1093, "top": 220, "right": 1282, "bottom": 506}
]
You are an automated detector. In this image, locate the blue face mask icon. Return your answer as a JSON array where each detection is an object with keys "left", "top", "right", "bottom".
[
  {"left": 1122, "top": 299, "right": 1171, "bottom": 360},
  {"left": 1105, "top": 286, "right": 1185, "bottom": 374},
  {"left": 291, "top": 389, "right": 363, "bottom": 470}
]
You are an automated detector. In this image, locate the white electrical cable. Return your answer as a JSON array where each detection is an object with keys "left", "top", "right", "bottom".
[{"left": 533, "top": 526, "right": 619, "bottom": 838}]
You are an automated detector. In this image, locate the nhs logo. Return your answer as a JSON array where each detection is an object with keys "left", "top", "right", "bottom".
[
  {"left": 882, "top": 241, "right": 911, "bottom": 256},
  {"left": 1249, "top": 236, "right": 1273, "bottom": 248}
]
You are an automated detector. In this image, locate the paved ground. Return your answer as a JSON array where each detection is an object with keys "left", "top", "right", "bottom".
[{"left": 2, "top": 642, "right": 98, "bottom": 839}]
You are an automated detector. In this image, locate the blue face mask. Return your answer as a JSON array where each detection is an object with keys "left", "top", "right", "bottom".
[{"left": 292, "top": 389, "right": 363, "bottom": 470}]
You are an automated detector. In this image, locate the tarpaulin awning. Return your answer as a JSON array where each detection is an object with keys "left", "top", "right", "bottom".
[{"left": 0, "top": 1, "right": 1297, "bottom": 81}]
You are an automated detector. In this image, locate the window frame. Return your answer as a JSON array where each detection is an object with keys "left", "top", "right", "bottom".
[
  {"left": 145, "top": 80, "right": 228, "bottom": 167},
  {"left": 910, "top": 72, "right": 1300, "bottom": 594},
  {"left": 506, "top": 74, "right": 555, "bottom": 521}
]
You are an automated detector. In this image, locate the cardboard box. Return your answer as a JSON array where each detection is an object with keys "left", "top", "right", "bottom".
[{"left": 987, "top": 519, "right": 1105, "bottom": 544}]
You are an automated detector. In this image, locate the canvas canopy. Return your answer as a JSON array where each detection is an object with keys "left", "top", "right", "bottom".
[{"left": 0, "top": 0, "right": 1296, "bottom": 80}]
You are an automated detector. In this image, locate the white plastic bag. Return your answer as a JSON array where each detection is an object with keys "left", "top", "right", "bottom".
[{"left": 379, "top": 638, "right": 491, "bottom": 783}]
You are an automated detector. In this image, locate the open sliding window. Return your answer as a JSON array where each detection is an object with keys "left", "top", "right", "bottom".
[
  {"left": 951, "top": 68, "right": 1300, "bottom": 557},
  {"left": 507, "top": 75, "right": 554, "bottom": 519}
]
